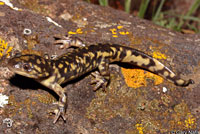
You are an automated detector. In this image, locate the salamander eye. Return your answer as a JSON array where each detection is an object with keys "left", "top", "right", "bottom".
[
  {"left": 14, "top": 63, "right": 20, "bottom": 69},
  {"left": 23, "top": 63, "right": 32, "bottom": 72}
]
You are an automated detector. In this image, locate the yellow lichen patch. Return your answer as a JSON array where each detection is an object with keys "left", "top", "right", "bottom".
[
  {"left": 135, "top": 124, "right": 144, "bottom": 134},
  {"left": 109, "top": 28, "right": 117, "bottom": 34},
  {"left": 68, "top": 31, "right": 77, "bottom": 35},
  {"left": 0, "top": 37, "right": 13, "bottom": 58},
  {"left": 119, "top": 31, "right": 129, "bottom": 35},
  {"left": 170, "top": 112, "right": 197, "bottom": 129},
  {"left": 110, "top": 26, "right": 129, "bottom": 38},
  {"left": 76, "top": 28, "right": 83, "bottom": 34},
  {"left": 112, "top": 35, "right": 118, "bottom": 38},
  {"left": 6, "top": 46, "right": 13, "bottom": 57},
  {"left": 184, "top": 113, "right": 196, "bottom": 129},
  {"left": 153, "top": 51, "right": 167, "bottom": 59},
  {"left": 117, "top": 25, "right": 123, "bottom": 29},
  {"left": 0, "top": 2, "right": 4, "bottom": 5},
  {"left": 68, "top": 28, "right": 84, "bottom": 35},
  {"left": 126, "top": 118, "right": 164, "bottom": 134},
  {"left": 169, "top": 102, "right": 197, "bottom": 130},
  {"left": 121, "top": 68, "right": 163, "bottom": 88}
]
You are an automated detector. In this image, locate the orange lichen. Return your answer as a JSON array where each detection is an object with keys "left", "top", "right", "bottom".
[{"left": 121, "top": 68, "right": 163, "bottom": 88}]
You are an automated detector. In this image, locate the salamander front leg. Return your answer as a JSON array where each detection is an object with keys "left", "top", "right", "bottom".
[
  {"left": 54, "top": 34, "right": 85, "bottom": 49},
  {"left": 53, "top": 100, "right": 67, "bottom": 123},
  {"left": 40, "top": 80, "right": 67, "bottom": 123},
  {"left": 51, "top": 83, "right": 67, "bottom": 123}
]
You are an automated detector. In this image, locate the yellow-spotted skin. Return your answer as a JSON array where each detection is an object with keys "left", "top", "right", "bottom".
[{"left": 7, "top": 43, "right": 194, "bottom": 123}]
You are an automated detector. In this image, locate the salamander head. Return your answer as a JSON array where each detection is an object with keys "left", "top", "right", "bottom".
[{"left": 8, "top": 54, "right": 52, "bottom": 79}]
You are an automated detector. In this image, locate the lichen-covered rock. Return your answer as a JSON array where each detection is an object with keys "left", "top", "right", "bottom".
[{"left": 0, "top": 0, "right": 199, "bottom": 133}]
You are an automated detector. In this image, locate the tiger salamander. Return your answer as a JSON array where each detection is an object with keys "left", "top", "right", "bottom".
[{"left": 8, "top": 35, "right": 194, "bottom": 123}]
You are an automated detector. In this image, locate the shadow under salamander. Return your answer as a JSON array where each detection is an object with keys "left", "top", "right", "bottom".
[{"left": 9, "top": 74, "right": 59, "bottom": 100}]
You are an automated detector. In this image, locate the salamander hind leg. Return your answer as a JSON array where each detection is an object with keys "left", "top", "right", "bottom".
[{"left": 90, "top": 60, "right": 110, "bottom": 91}]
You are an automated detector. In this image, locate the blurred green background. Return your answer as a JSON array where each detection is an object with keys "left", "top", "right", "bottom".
[{"left": 84, "top": 0, "right": 200, "bottom": 33}]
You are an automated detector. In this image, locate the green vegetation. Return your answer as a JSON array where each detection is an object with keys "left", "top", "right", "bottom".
[
  {"left": 152, "top": 0, "right": 166, "bottom": 22},
  {"left": 138, "top": 0, "right": 150, "bottom": 18},
  {"left": 99, "top": 0, "right": 108, "bottom": 6},
  {"left": 85, "top": 0, "right": 200, "bottom": 33},
  {"left": 152, "top": 0, "right": 200, "bottom": 32},
  {"left": 125, "top": 0, "right": 131, "bottom": 13},
  {"left": 177, "top": 0, "right": 200, "bottom": 31}
]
